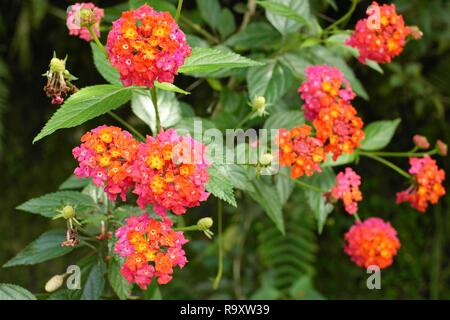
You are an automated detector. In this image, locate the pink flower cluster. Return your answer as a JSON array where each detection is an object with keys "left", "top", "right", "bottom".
[
  {"left": 66, "top": 2, "right": 104, "bottom": 42},
  {"left": 345, "top": 217, "right": 401, "bottom": 269},
  {"left": 330, "top": 167, "right": 362, "bottom": 215},
  {"left": 114, "top": 214, "right": 188, "bottom": 287},
  {"left": 132, "top": 129, "right": 210, "bottom": 216},
  {"left": 298, "top": 65, "right": 355, "bottom": 121},
  {"left": 106, "top": 4, "right": 191, "bottom": 87}
]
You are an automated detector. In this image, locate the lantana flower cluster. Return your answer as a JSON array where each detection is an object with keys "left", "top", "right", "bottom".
[
  {"left": 298, "top": 65, "right": 355, "bottom": 121},
  {"left": 396, "top": 155, "right": 446, "bottom": 212},
  {"left": 330, "top": 167, "right": 362, "bottom": 215},
  {"left": 72, "top": 125, "right": 138, "bottom": 201},
  {"left": 345, "top": 1, "right": 410, "bottom": 64},
  {"left": 66, "top": 2, "right": 104, "bottom": 42},
  {"left": 106, "top": 4, "right": 191, "bottom": 87},
  {"left": 114, "top": 214, "right": 188, "bottom": 287},
  {"left": 278, "top": 65, "right": 364, "bottom": 179},
  {"left": 277, "top": 125, "right": 325, "bottom": 178},
  {"left": 132, "top": 129, "right": 210, "bottom": 216},
  {"left": 345, "top": 217, "right": 401, "bottom": 269}
]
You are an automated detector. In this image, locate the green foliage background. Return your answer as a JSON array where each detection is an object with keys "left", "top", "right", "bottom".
[{"left": 0, "top": 0, "right": 449, "bottom": 299}]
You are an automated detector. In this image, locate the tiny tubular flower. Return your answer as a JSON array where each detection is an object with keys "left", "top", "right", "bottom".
[{"left": 329, "top": 167, "right": 362, "bottom": 215}]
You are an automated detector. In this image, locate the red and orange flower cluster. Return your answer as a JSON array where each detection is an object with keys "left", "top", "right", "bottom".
[
  {"left": 114, "top": 214, "right": 188, "bottom": 288},
  {"left": 106, "top": 4, "right": 191, "bottom": 87},
  {"left": 346, "top": 1, "right": 410, "bottom": 64},
  {"left": 345, "top": 217, "right": 401, "bottom": 269},
  {"left": 72, "top": 125, "right": 138, "bottom": 201},
  {"left": 73, "top": 127, "right": 210, "bottom": 212},
  {"left": 396, "top": 155, "right": 446, "bottom": 212},
  {"left": 278, "top": 65, "right": 364, "bottom": 178},
  {"left": 132, "top": 129, "right": 210, "bottom": 216}
]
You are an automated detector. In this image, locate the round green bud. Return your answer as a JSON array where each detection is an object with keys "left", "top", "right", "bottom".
[
  {"left": 61, "top": 205, "right": 76, "bottom": 219},
  {"left": 259, "top": 153, "right": 273, "bottom": 166},
  {"left": 197, "top": 217, "right": 214, "bottom": 231},
  {"left": 50, "top": 58, "right": 66, "bottom": 73}
]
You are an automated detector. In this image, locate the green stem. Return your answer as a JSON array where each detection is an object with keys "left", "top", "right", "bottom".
[
  {"left": 107, "top": 111, "right": 145, "bottom": 141},
  {"left": 279, "top": 172, "right": 327, "bottom": 193},
  {"left": 175, "top": 0, "right": 184, "bottom": 22},
  {"left": 150, "top": 88, "right": 161, "bottom": 134},
  {"left": 173, "top": 225, "right": 200, "bottom": 232},
  {"left": 236, "top": 111, "right": 255, "bottom": 128},
  {"left": 180, "top": 16, "right": 220, "bottom": 44},
  {"left": 213, "top": 199, "right": 223, "bottom": 290},
  {"left": 88, "top": 26, "right": 108, "bottom": 58},
  {"left": 353, "top": 212, "right": 362, "bottom": 223},
  {"left": 359, "top": 152, "right": 411, "bottom": 179},
  {"left": 323, "top": 0, "right": 360, "bottom": 36},
  {"left": 361, "top": 149, "right": 437, "bottom": 158}
]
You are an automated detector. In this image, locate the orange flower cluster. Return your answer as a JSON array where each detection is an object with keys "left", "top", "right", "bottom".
[
  {"left": 276, "top": 125, "right": 325, "bottom": 178},
  {"left": 313, "top": 102, "right": 365, "bottom": 160},
  {"left": 72, "top": 125, "right": 139, "bottom": 201},
  {"left": 345, "top": 217, "right": 401, "bottom": 269},
  {"left": 396, "top": 155, "right": 446, "bottom": 212}
]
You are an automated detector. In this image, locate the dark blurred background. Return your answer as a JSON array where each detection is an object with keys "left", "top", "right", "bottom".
[{"left": 0, "top": 0, "right": 449, "bottom": 299}]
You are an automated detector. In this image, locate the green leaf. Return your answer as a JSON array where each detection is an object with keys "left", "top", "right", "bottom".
[
  {"left": 173, "top": 117, "right": 217, "bottom": 137},
  {"left": 360, "top": 119, "right": 401, "bottom": 151},
  {"left": 16, "top": 191, "right": 98, "bottom": 218},
  {"left": 247, "top": 60, "right": 293, "bottom": 104},
  {"left": 249, "top": 178, "right": 285, "bottom": 234},
  {"left": 91, "top": 43, "right": 121, "bottom": 85},
  {"left": 3, "top": 230, "right": 74, "bottom": 267},
  {"left": 81, "top": 257, "right": 106, "bottom": 300},
  {"left": 33, "top": 85, "right": 134, "bottom": 143},
  {"left": 108, "top": 258, "right": 132, "bottom": 300},
  {"left": 196, "top": 0, "right": 221, "bottom": 30},
  {"left": 262, "top": 0, "right": 311, "bottom": 35},
  {"left": 205, "top": 165, "right": 237, "bottom": 207},
  {"left": 301, "top": 168, "right": 335, "bottom": 233},
  {"left": 218, "top": 8, "right": 236, "bottom": 39},
  {"left": 144, "top": 280, "right": 162, "bottom": 300},
  {"left": 0, "top": 284, "right": 37, "bottom": 300},
  {"left": 59, "top": 175, "right": 91, "bottom": 190},
  {"left": 226, "top": 22, "right": 281, "bottom": 50},
  {"left": 154, "top": 82, "right": 190, "bottom": 95},
  {"left": 276, "top": 167, "right": 294, "bottom": 205},
  {"left": 289, "top": 276, "right": 325, "bottom": 300},
  {"left": 131, "top": 89, "right": 182, "bottom": 133},
  {"left": 178, "top": 47, "right": 263, "bottom": 75},
  {"left": 263, "top": 110, "right": 304, "bottom": 130}
]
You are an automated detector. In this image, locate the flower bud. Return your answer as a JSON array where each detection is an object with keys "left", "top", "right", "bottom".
[
  {"left": 436, "top": 140, "right": 448, "bottom": 156},
  {"left": 197, "top": 217, "right": 213, "bottom": 231},
  {"left": 259, "top": 153, "right": 273, "bottom": 166},
  {"left": 50, "top": 57, "right": 66, "bottom": 73},
  {"left": 61, "top": 205, "right": 76, "bottom": 219},
  {"left": 251, "top": 96, "right": 267, "bottom": 117},
  {"left": 45, "top": 274, "right": 65, "bottom": 293},
  {"left": 409, "top": 26, "right": 423, "bottom": 40},
  {"left": 79, "top": 8, "right": 97, "bottom": 27},
  {"left": 413, "top": 135, "right": 430, "bottom": 149}
]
